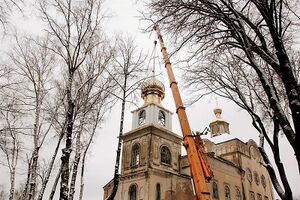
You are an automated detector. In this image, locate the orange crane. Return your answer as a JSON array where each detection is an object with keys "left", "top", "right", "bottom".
[{"left": 154, "top": 24, "right": 213, "bottom": 200}]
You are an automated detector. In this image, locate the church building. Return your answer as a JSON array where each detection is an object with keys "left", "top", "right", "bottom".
[{"left": 103, "top": 74, "right": 274, "bottom": 200}]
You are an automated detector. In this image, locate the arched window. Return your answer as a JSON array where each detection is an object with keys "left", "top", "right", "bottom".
[
  {"left": 129, "top": 184, "right": 137, "bottom": 200},
  {"left": 212, "top": 182, "right": 219, "bottom": 199},
  {"left": 254, "top": 171, "right": 260, "bottom": 185},
  {"left": 138, "top": 110, "right": 146, "bottom": 125},
  {"left": 246, "top": 168, "right": 253, "bottom": 183},
  {"left": 250, "top": 191, "right": 255, "bottom": 200},
  {"left": 131, "top": 144, "right": 140, "bottom": 168},
  {"left": 224, "top": 185, "right": 231, "bottom": 200},
  {"left": 236, "top": 187, "right": 241, "bottom": 200},
  {"left": 261, "top": 175, "right": 266, "bottom": 188},
  {"left": 156, "top": 183, "right": 161, "bottom": 200},
  {"left": 160, "top": 146, "right": 171, "bottom": 165},
  {"left": 158, "top": 110, "right": 166, "bottom": 126},
  {"left": 257, "top": 193, "right": 262, "bottom": 200},
  {"left": 218, "top": 124, "right": 225, "bottom": 133}
]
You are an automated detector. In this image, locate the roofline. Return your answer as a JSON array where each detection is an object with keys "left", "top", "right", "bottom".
[
  {"left": 180, "top": 153, "right": 242, "bottom": 170},
  {"left": 122, "top": 123, "right": 182, "bottom": 141},
  {"left": 131, "top": 103, "right": 174, "bottom": 114}
]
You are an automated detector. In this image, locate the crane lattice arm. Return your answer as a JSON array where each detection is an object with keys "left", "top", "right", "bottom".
[{"left": 154, "top": 24, "right": 213, "bottom": 200}]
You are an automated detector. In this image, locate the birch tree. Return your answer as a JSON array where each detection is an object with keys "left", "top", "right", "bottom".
[
  {"left": 0, "top": 98, "right": 22, "bottom": 200},
  {"left": 107, "top": 36, "right": 147, "bottom": 200},
  {"left": 68, "top": 44, "right": 115, "bottom": 200},
  {"left": 9, "top": 35, "right": 56, "bottom": 200},
  {"left": 145, "top": 0, "right": 300, "bottom": 199},
  {"left": 39, "top": 0, "right": 111, "bottom": 198},
  {"left": 0, "top": 0, "right": 23, "bottom": 30}
]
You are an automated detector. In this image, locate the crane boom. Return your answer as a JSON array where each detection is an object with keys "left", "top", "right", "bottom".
[{"left": 154, "top": 24, "right": 213, "bottom": 200}]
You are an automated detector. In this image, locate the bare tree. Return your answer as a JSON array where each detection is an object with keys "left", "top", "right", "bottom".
[
  {"left": 68, "top": 44, "right": 115, "bottom": 200},
  {"left": 184, "top": 51, "right": 295, "bottom": 199},
  {"left": 9, "top": 35, "right": 56, "bottom": 200},
  {"left": 77, "top": 80, "right": 114, "bottom": 200},
  {"left": 145, "top": 0, "right": 300, "bottom": 199},
  {"left": 0, "top": 185, "right": 7, "bottom": 200},
  {"left": 107, "top": 36, "right": 147, "bottom": 200},
  {"left": 0, "top": 0, "right": 23, "bottom": 30},
  {"left": 39, "top": 0, "right": 108, "bottom": 199},
  {"left": 0, "top": 98, "right": 22, "bottom": 200}
]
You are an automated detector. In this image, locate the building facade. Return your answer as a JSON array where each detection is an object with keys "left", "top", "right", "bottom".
[{"left": 103, "top": 76, "right": 273, "bottom": 200}]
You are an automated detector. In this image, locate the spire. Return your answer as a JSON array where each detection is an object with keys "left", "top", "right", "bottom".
[{"left": 141, "top": 40, "right": 165, "bottom": 105}]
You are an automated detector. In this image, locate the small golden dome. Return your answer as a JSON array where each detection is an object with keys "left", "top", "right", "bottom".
[
  {"left": 141, "top": 77, "right": 165, "bottom": 101},
  {"left": 213, "top": 107, "right": 222, "bottom": 118}
]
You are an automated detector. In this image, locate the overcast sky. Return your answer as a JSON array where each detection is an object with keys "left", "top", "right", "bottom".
[
  {"left": 87, "top": 1, "right": 300, "bottom": 200},
  {"left": 1, "top": 0, "right": 299, "bottom": 199}
]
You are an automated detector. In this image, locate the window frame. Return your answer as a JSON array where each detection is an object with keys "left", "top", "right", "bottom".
[
  {"left": 158, "top": 110, "right": 166, "bottom": 126},
  {"left": 160, "top": 146, "right": 171, "bottom": 165},
  {"left": 257, "top": 193, "right": 262, "bottom": 200},
  {"left": 212, "top": 181, "right": 219, "bottom": 199},
  {"left": 131, "top": 143, "right": 141, "bottom": 168},
  {"left": 246, "top": 168, "right": 253, "bottom": 183},
  {"left": 156, "top": 183, "right": 161, "bottom": 200},
  {"left": 250, "top": 191, "right": 255, "bottom": 200},
  {"left": 224, "top": 185, "right": 231, "bottom": 200},
  {"left": 261, "top": 175, "right": 266, "bottom": 188},
  {"left": 254, "top": 171, "right": 260, "bottom": 185},
  {"left": 138, "top": 110, "right": 146, "bottom": 125},
  {"left": 235, "top": 187, "right": 241, "bottom": 200},
  {"left": 129, "top": 184, "right": 138, "bottom": 200}
]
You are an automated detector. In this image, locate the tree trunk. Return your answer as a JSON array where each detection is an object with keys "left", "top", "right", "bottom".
[
  {"left": 60, "top": 72, "right": 75, "bottom": 200},
  {"left": 28, "top": 146, "right": 40, "bottom": 200},
  {"left": 8, "top": 165, "right": 16, "bottom": 200},
  {"left": 37, "top": 131, "right": 64, "bottom": 200},
  {"left": 22, "top": 157, "right": 32, "bottom": 199},
  {"left": 68, "top": 130, "right": 82, "bottom": 200},
  {"left": 49, "top": 167, "right": 62, "bottom": 200},
  {"left": 78, "top": 154, "right": 85, "bottom": 200},
  {"left": 8, "top": 147, "right": 18, "bottom": 200},
  {"left": 28, "top": 91, "right": 41, "bottom": 200},
  {"left": 107, "top": 78, "right": 127, "bottom": 200},
  {"left": 78, "top": 110, "right": 100, "bottom": 200}
]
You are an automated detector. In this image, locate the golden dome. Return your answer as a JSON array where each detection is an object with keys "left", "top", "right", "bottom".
[
  {"left": 141, "top": 77, "right": 165, "bottom": 102},
  {"left": 213, "top": 107, "right": 222, "bottom": 117}
]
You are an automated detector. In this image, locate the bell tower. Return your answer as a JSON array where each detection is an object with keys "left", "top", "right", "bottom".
[
  {"left": 209, "top": 107, "right": 230, "bottom": 137},
  {"left": 111, "top": 44, "right": 186, "bottom": 200},
  {"left": 131, "top": 76, "right": 173, "bottom": 130}
]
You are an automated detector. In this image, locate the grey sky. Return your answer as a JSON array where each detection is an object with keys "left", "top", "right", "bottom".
[
  {"left": 0, "top": 0, "right": 299, "bottom": 200},
  {"left": 93, "top": 1, "right": 300, "bottom": 200}
]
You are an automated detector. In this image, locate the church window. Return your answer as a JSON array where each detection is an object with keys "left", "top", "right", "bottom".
[
  {"left": 129, "top": 184, "right": 137, "bottom": 200},
  {"left": 160, "top": 146, "right": 171, "bottom": 165},
  {"left": 138, "top": 110, "right": 146, "bottom": 125},
  {"left": 254, "top": 171, "right": 260, "bottom": 185},
  {"left": 156, "top": 183, "right": 161, "bottom": 200},
  {"left": 158, "top": 110, "right": 166, "bottom": 126},
  {"left": 246, "top": 168, "right": 253, "bottom": 183},
  {"left": 224, "top": 185, "right": 231, "bottom": 200},
  {"left": 261, "top": 175, "right": 266, "bottom": 188},
  {"left": 257, "top": 193, "right": 262, "bottom": 200},
  {"left": 212, "top": 182, "right": 219, "bottom": 199},
  {"left": 250, "top": 191, "right": 255, "bottom": 200},
  {"left": 131, "top": 144, "right": 140, "bottom": 168},
  {"left": 236, "top": 187, "right": 241, "bottom": 200},
  {"left": 218, "top": 124, "right": 225, "bottom": 133}
]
